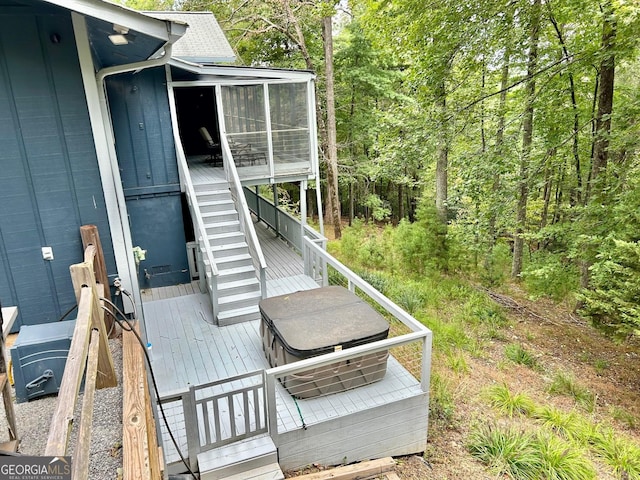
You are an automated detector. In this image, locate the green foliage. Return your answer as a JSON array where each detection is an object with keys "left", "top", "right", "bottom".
[
  {"left": 467, "top": 424, "right": 543, "bottom": 480},
  {"left": 480, "top": 243, "right": 513, "bottom": 287},
  {"left": 590, "top": 429, "right": 640, "bottom": 479},
  {"left": 580, "top": 238, "right": 640, "bottom": 338},
  {"left": 446, "top": 351, "right": 470, "bottom": 375},
  {"left": 532, "top": 406, "right": 586, "bottom": 440},
  {"left": 521, "top": 253, "right": 579, "bottom": 301},
  {"left": 547, "top": 372, "right": 596, "bottom": 412},
  {"left": 504, "top": 344, "right": 540, "bottom": 370},
  {"left": 609, "top": 407, "right": 638, "bottom": 430},
  {"left": 468, "top": 423, "right": 597, "bottom": 480},
  {"left": 483, "top": 384, "right": 536, "bottom": 417},
  {"left": 429, "top": 372, "right": 455, "bottom": 424}
]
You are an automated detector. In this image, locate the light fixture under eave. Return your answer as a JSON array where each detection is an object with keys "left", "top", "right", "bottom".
[
  {"left": 108, "top": 34, "right": 128, "bottom": 45},
  {"left": 109, "top": 24, "right": 129, "bottom": 45}
]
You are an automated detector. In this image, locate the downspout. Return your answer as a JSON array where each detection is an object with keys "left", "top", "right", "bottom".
[{"left": 93, "top": 43, "right": 175, "bottom": 314}]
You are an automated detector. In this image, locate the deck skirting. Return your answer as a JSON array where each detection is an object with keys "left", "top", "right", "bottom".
[{"left": 274, "top": 392, "right": 429, "bottom": 471}]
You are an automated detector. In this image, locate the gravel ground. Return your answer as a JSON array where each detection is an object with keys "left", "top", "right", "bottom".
[{"left": 0, "top": 337, "right": 124, "bottom": 480}]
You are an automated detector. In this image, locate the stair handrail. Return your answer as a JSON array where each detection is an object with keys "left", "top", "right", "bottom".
[
  {"left": 174, "top": 133, "right": 219, "bottom": 314},
  {"left": 220, "top": 135, "right": 268, "bottom": 298}
]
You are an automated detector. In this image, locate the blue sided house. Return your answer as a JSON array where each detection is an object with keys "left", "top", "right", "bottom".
[{"left": 0, "top": 1, "right": 432, "bottom": 477}]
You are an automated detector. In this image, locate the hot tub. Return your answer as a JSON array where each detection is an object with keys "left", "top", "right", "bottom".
[{"left": 259, "top": 286, "right": 389, "bottom": 399}]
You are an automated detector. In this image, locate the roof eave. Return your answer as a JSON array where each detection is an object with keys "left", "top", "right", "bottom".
[{"left": 40, "top": 0, "right": 187, "bottom": 41}]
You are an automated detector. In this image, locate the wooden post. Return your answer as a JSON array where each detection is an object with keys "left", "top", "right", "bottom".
[
  {"left": 45, "top": 288, "right": 93, "bottom": 456},
  {"left": 0, "top": 304, "right": 18, "bottom": 452},
  {"left": 72, "top": 328, "right": 100, "bottom": 479},
  {"left": 80, "top": 225, "right": 115, "bottom": 337},
  {"left": 70, "top": 262, "right": 117, "bottom": 389},
  {"left": 123, "top": 322, "right": 153, "bottom": 480}
]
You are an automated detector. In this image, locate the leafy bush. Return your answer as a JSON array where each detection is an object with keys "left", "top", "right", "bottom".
[
  {"left": 521, "top": 252, "right": 579, "bottom": 301},
  {"left": 580, "top": 238, "right": 640, "bottom": 338}
]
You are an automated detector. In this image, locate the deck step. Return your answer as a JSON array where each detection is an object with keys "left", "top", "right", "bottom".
[
  {"left": 208, "top": 231, "right": 245, "bottom": 246},
  {"left": 219, "top": 462, "right": 284, "bottom": 480},
  {"left": 216, "top": 253, "right": 253, "bottom": 270},
  {"left": 199, "top": 199, "right": 235, "bottom": 213},
  {"left": 205, "top": 220, "right": 241, "bottom": 234},
  {"left": 217, "top": 304, "right": 261, "bottom": 326},
  {"left": 198, "top": 434, "right": 277, "bottom": 480},
  {"left": 211, "top": 242, "right": 249, "bottom": 258},
  {"left": 218, "top": 290, "right": 262, "bottom": 311},
  {"left": 196, "top": 190, "right": 232, "bottom": 202},
  {"left": 218, "top": 264, "right": 257, "bottom": 283},
  {"left": 202, "top": 210, "right": 239, "bottom": 223},
  {"left": 218, "top": 277, "right": 260, "bottom": 296}
]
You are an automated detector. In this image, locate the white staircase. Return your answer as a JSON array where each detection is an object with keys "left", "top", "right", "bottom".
[
  {"left": 194, "top": 180, "right": 262, "bottom": 326},
  {"left": 198, "top": 434, "right": 284, "bottom": 480}
]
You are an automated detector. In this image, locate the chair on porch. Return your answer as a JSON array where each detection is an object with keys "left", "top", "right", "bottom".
[{"left": 198, "top": 126, "right": 222, "bottom": 165}]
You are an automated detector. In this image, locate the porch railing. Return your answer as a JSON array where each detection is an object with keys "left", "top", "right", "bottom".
[
  {"left": 174, "top": 123, "right": 220, "bottom": 318},
  {"left": 221, "top": 135, "right": 268, "bottom": 298},
  {"left": 244, "top": 188, "right": 326, "bottom": 253},
  {"left": 159, "top": 370, "right": 267, "bottom": 472}
]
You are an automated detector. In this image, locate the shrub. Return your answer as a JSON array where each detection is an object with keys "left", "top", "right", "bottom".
[
  {"left": 521, "top": 252, "right": 579, "bottom": 301},
  {"left": 580, "top": 238, "right": 640, "bottom": 338}
]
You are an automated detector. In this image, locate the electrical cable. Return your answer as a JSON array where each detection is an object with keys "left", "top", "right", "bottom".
[
  {"left": 100, "top": 298, "right": 199, "bottom": 480},
  {"left": 57, "top": 303, "right": 78, "bottom": 322}
]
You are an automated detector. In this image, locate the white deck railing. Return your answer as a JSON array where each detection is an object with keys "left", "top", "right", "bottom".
[
  {"left": 221, "top": 135, "right": 268, "bottom": 298},
  {"left": 174, "top": 128, "right": 220, "bottom": 318}
]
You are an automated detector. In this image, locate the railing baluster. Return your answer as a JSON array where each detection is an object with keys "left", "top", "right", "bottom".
[
  {"left": 202, "top": 400, "right": 211, "bottom": 446},
  {"left": 228, "top": 393, "right": 236, "bottom": 438},
  {"left": 212, "top": 397, "right": 221, "bottom": 443},
  {"left": 253, "top": 387, "right": 261, "bottom": 430},
  {"left": 243, "top": 391, "right": 250, "bottom": 434}
]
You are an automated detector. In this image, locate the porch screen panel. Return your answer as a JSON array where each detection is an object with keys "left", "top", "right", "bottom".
[
  {"left": 221, "top": 85, "right": 269, "bottom": 175},
  {"left": 269, "top": 83, "right": 311, "bottom": 175}
]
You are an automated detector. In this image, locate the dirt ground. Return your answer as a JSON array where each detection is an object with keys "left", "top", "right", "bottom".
[{"left": 287, "top": 284, "right": 640, "bottom": 479}]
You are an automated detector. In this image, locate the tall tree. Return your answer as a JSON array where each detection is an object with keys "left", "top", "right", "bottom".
[{"left": 512, "top": 0, "right": 542, "bottom": 278}]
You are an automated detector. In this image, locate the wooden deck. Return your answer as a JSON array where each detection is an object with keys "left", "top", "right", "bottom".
[
  {"left": 141, "top": 161, "right": 428, "bottom": 474},
  {"left": 144, "top": 292, "right": 425, "bottom": 473}
]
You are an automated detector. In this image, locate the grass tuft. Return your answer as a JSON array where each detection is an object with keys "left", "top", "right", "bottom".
[
  {"left": 468, "top": 423, "right": 542, "bottom": 480},
  {"left": 547, "top": 372, "right": 596, "bottom": 412},
  {"left": 484, "top": 384, "right": 536, "bottom": 417},
  {"left": 504, "top": 343, "right": 540, "bottom": 370},
  {"left": 534, "top": 431, "right": 596, "bottom": 479},
  {"left": 590, "top": 428, "right": 640, "bottom": 479},
  {"left": 533, "top": 406, "right": 586, "bottom": 440}
]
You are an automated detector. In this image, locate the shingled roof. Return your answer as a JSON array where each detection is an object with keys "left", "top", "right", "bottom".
[{"left": 146, "top": 11, "right": 236, "bottom": 64}]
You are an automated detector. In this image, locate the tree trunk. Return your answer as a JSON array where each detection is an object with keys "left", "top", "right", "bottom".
[
  {"left": 589, "top": 1, "right": 616, "bottom": 198},
  {"left": 581, "top": 1, "right": 617, "bottom": 293},
  {"left": 549, "top": 11, "right": 582, "bottom": 205},
  {"left": 488, "top": 18, "right": 511, "bottom": 247},
  {"left": 435, "top": 79, "right": 448, "bottom": 224},
  {"left": 322, "top": 15, "right": 342, "bottom": 238},
  {"left": 512, "top": 0, "right": 541, "bottom": 279}
]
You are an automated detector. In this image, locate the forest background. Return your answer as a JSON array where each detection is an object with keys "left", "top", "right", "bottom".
[
  {"left": 138, "top": 0, "right": 640, "bottom": 339},
  {"left": 127, "top": 0, "right": 640, "bottom": 477}
]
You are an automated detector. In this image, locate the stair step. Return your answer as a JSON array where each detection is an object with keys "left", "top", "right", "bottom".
[
  {"left": 219, "top": 462, "right": 284, "bottom": 480},
  {"left": 211, "top": 242, "right": 249, "bottom": 259},
  {"left": 218, "top": 277, "right": 260, "bottom": 294},
  {"left": 199, "top": 199, "right": 235, "bottom": 213},
  {"left": 194, "top": 181, "right": 228, "bottom": 193},
  {"left": 202, "top": 210, "right": 239, "bottom": 223},
  {"left": 208, "top": 231, "right": 245, "bottom": 246},
  {"left": 217, "top": 304, "right": 261, "bottom": 326},
  {"left": 196, "top": 190, "right": 232, "bottom": 202},
  {"left": 199, "top": 434, "right": 277, "bottom": 480},
  {"left": 216, "top": 253, "right": 253, "bottom": 268},
  {"left": 217, "top": 264, "right": 257, "bottom": 283},
  {"left": 206, "top": 220, "right": 241, "bottom": 234},
  {"left": 218, "top": 290, "right": 262, "bottom": 311}
]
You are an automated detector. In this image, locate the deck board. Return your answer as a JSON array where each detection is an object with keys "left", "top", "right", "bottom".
[{"left": 144, "top": 292, "right": 424, "bottom": 470}]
